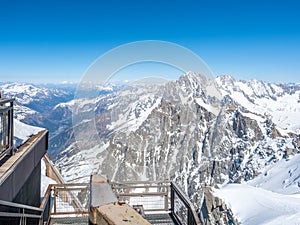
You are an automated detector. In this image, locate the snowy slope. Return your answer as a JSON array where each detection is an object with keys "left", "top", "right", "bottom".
[
  {"left": 215, "top": 153, "right": 300, "bottom": 225},
  {"left": 248, "top": 154, "right": 300, "bottom": 195},
  {"left": 56, "top": 143, "right": 109, "bottom": 183},
  {"left": 14, "top": 119, "right": 44, "bottom": 144},
  {"left": 107, "top": 94, "right": 162, "bottom": 133},
  {"left": 41, "top": 159, "right": 57, "bottom": 197},
  {"left": 215, "top": 184, "right": 300, "bottom": 225}
]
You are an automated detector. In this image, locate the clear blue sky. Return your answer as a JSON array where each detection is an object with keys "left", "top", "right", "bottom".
[{"left": 0, "top": 0, "right": 299, "bottom": 83}]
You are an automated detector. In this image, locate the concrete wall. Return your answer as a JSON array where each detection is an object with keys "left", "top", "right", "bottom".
[
  {"left": 13, "top": 161, "right": 41, "bottom": 206},
  {"left": 0, "top": 130, "right": 48, "bottom": 206}
]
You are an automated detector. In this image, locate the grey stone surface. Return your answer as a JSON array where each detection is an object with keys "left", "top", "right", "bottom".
[{"left": 90, "top": 183, "right": 117, "bottom": 207}]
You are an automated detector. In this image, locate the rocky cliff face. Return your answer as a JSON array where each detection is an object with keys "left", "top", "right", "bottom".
[
  {"left": 199, "top": 187, "right": 238, "bottom": 225},
  {"left": 54, "top": 72, "right": 300, "bottom": 224}
]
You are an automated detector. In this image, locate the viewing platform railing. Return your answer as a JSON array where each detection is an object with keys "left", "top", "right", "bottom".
[
  {"left": 0, "top": 183, "right": 90, "bottom": 225},
  {"left": 111, "top": 180, "right": 201, "bottom": 225},
  {"left": 0, "top": 98, "right": 14, "bottom": 161},
  {"left": 0, "top": 180, "right": 200, "bottom": 225}
]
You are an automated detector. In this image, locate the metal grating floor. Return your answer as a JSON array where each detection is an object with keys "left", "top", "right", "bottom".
[
  {"left": 49, "top": 217, "right": 88, "bottom": 225},
  {"left": 144, "top": 213, "right": 177, "bottom": 225}
]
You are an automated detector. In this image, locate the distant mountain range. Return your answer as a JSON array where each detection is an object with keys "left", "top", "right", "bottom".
[{"left": 1, "top": 73, "right": 300, "bottom": 225}]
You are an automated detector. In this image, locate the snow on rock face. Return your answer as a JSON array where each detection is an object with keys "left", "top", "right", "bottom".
[
  {"left": 13, "top": 104, "right": 38, "bottom": 120},
  {"left": 216, "top": 76, "right": 300, "bottom": 133},
  {"left": 57, "top": 76, "right": 299, "bottom": 176},
  {"left": 14, "top": 119, "right": 44, "bottom": 146},
  {"left": 107, "top": 93, "right": 162, "bottom": 133},
  {"left": 214, "top": 184, "right": 300, "bottom": 225}
]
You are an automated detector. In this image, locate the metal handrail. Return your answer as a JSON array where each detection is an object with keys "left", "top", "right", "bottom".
[
  {"left": 0, "top": 199, "right": 43, "bottom": 224},
  {"left": 40, "top": 184, "right": 53, "bottom": 224},
  {"left": 0, "top": 183, "right": 91, "bottom": 224},
  {"left": 0, "top": 98, "right": 16, "bottom": 105},
  {"left": 111, "top": 180, "right": 201, "bottom": 225},
  {"left": 0, "top": 200, "right": 43, "bottom": 212},
  {"left": 111, "top": 180, "right": 171, "bottom": 185},
  {"left": 0, "top": 212, "right": 41, "bottom": 219},
  {"left": 170, "top": 182, "right": 201, "bottom": 225}
]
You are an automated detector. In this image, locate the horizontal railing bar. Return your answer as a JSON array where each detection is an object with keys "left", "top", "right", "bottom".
[
  {"left": 0, "top": 148, "right": 12, "bottom": 161},
  {"left": 53, "top": 183, "right": 89, "bottom": 187},
  {"left": 117, "top": 192, "right": 168, "bottom": 197},
  {"left": 0, "top": 212, "right": 41, "bottom": 219},
  {"left": 0, "top": 200, "right": 43, "bottom": 212},
  {"left": 0, "top": 145, "right": 9, "bottom": 148},
  {"left": 0, "top": 98, "right": 15, "bottom": 105},
  {"left": 112, "top": 185, "right": 170, "bottom": 189},
  {"left": 0, "top": 106, "right": 12, "bottom": 114},
  {"left": 54, "top": 187, "right": 89, "bottom": 191},
  {"left": 51, "top": 211, "right": 89, "bottom": 215},
  {"left": 143, "top": 208, "right": 171, "bottom": 212},
  {"left": 110, "top": 180, "right": 171, "bottom": 185}
]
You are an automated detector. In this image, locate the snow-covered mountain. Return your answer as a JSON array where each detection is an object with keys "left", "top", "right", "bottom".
[
  {"left": 2, "top": 74, "right": 300, "bottom": 224},
  {"left": 50, "top": 72, "right": 299, "bottom": 224},
  {"left": 0, "top": 82, "right": 75, "bottom": 153},
  {"left": 55, "top": 74, "right": 299, "bottom": 181},
  {"left": 0, "top": 82, "right": 74, "bottom": 113}
]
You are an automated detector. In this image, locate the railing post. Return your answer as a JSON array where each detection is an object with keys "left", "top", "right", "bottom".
[
  {"left": 39, "top": 215, "right": 43, "bottom": 225},
  {"left": 9, "top": 101, "right": 14, "bottom": 155},
  {"left": 2, "top": 111, "right": 6, "bottom": 149},
  {"left": 187, "top": 208, "right": 193, "bottom": 225},
  {"left": 164, "top": 186, "right": 169, "bottom": 211},
  {"left": 170, "top": 183, "right": 175, "bottom": 213},
  {"left": 54, "top": 186, "right": 57, "bottom": 214}
]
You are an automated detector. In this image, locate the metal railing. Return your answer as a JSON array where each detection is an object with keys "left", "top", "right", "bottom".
[
  {"left": 40, "top": 184, "right": 53, "bottom": 224},
  {"left": 111, "top": 181, "right": 201, "bottom": 225},
  {"left": 170, "top": 182, "right": 201, "bottom": 225},
  {"left": 0, "top": 98, "right": 14, "bottom": 161},
  {"left": 52, "top": 183, "right": 90, "bottom": 216},
  {"left": 0, "top": 183, "right": 90, "bottom": 225},
  {"left": 111, "top": 180, "right": 170, "bottom": 212},
  {"left": 0, "top": 199, "right": 43, "bottom": 225}
]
